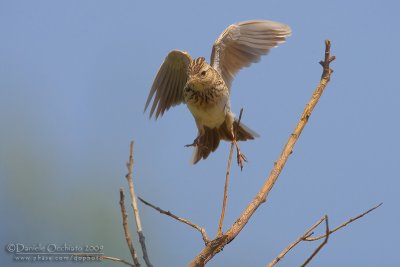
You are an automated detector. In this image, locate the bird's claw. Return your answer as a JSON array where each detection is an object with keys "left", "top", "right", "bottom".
[
  {"left": 185, "top": 142, "right": 197, "bottom": 148},
  {"left": 232, "top": 139, "right": 247, "bottom": 170},
  {"left": 236, "top": 149, "right": 247, "bottom": 171}
]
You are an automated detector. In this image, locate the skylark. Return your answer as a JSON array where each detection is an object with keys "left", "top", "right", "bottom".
[{"left": 145, "top": 20, "right": 291, "bottom": 167}]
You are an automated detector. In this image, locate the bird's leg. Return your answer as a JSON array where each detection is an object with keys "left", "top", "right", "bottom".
[{"left": 231, "top": 131, "right": 247, "bottom": 170}]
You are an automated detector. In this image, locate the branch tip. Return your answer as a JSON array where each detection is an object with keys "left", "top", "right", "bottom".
[{"left": 125, "top": 141, "right": 153, "bottom": 267}]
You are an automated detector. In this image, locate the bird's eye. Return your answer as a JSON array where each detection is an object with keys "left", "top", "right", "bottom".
[{"left": 200, "top": 70, "right": 207, "bottom": 76}]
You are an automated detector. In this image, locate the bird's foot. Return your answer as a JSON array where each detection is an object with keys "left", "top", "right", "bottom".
[
  {"left": 185, "top": 136, "right": 208, "bottom": 149},
  {"left": 185, "top": 136, "right": 200, "bottom": 147},
  {"left": 234, "top": 140, "right": 247, "bottom": 171}
]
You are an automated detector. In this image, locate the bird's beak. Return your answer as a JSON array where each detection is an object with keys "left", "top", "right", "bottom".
[{"left": 186, "top": 77, "right": 194, "bottom": 86}]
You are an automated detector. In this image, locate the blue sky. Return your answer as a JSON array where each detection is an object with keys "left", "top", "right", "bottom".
[{"left": 1, "top": 1, "right": 399, "bottom": 266}]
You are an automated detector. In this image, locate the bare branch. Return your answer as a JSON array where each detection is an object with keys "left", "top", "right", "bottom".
[
  {"left": 125, "top": 141, "right": 153, "bottom": 267},
  {"left": 268, "top": 203, "right": 382, "bottom": 267},
  {"left": 305, "top": 202, "right": 383, "bottom": 241},
  {"left": 100, "top": 255, "right": 136, "bottom": 267},
  {"left": 217, "top": 108, "right": 244, "bottom": 237},
  {"left": 188, "top": 40, "right": 336, "bottom": 267},
  {"left": 301, "top": 215, "right": 330, "bottom": 267},
  {"left": 138, "top": 196, "right": 210, "bottom": 244},
  {"left": 267, "top": 216, "right": 326, "bottom": 267},
  {"left": 119, "top": 188, "right": 141, "bottom": 267}
]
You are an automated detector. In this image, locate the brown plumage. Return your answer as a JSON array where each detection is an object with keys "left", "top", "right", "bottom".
[{"left": 145, "top": 20, "right": 291, "bottom": 164}]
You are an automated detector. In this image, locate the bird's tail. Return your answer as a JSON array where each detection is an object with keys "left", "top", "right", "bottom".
[
  {"left": 231, "top": 119, "right": 260, "bottom": 141},
  {"left": 191, "top": 119, "right": 259, "bottom": 164},
  {"left": 191, "top": 127, "right": 221, "bottom": 164}
]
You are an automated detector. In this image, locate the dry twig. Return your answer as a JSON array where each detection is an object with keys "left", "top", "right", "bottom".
[
  {"left": 119, "top": 189, "right": 141, "bottom": 267},
  {"left": 268, "top": 203, "right": 381, "bottom": 266},
  {"left": 99, "top": 255, "right": 136, "bottom": 267},
  {"left": 73, "top": 254, "right": 135, "bottom": 267},
  {"left": 126, "top": 141, "right": 153, "bottom": 267},
  {"left": 301, "top": 215, "right": 330, "bottom": 267},
  {"left": 267, "top": 216, "right": 326, "bottom": 267},
  {"left": 138, "top": 196, "right": 210, "bottom": 244},
  {"left": 188, "top": 40, "right": 336, "bottom": 267},
  {"left": 305, "top": 202, "right": 382, "bottom": 241},
  {"left": 217, "top": 108, "right": 244, "bottom": 236}
]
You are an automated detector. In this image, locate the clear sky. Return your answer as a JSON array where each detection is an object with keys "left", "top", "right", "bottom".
[{"left": 1, "top": 1, "right": 398, "bottom": 266}]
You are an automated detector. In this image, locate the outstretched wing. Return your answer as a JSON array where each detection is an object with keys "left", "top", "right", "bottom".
[
  {"left": 145, "top": 50, "right": 192, "bottom": 119},
  {"left": 210, "top": 20, "right": 291, "bottom": 89}
]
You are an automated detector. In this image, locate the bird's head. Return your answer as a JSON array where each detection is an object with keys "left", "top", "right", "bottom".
[{"left": 185, "top": 57, "right": 221, "bottom": 91}]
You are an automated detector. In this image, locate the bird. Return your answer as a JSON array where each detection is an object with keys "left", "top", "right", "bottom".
[{"left": 144, "top": 20, "right": 291, "bottom": 168}]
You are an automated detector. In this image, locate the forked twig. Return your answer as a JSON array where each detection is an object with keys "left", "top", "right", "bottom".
[
  {"left": 301, "top": 216, "right": 329, "bottom": 267},
  {"left": 268, "top": 203, "right": 382, "bottom": 266},
  {"left": 217, "top": 108, "right": 244, "bottom": 237},
  {"left": 125, "top": 141, "right": 153, "bottom": 267},
  {"left": 305, "top": 202, "right": 382, "bottom": 241},
  {"left": 267, "top": 216, "right": 326, "bottom": 267},
  {"left": 138, "top": 197, "right": 210, "bottom": 244}
]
